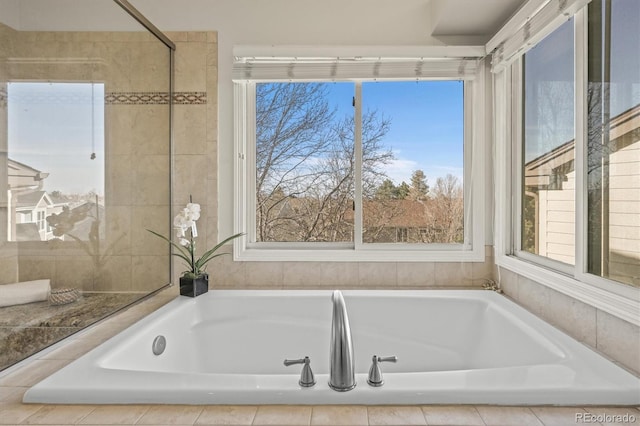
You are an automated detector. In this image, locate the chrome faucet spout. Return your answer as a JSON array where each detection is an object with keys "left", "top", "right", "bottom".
[{"left": 329, "top": 290, "right": 356, "bottom": 392}]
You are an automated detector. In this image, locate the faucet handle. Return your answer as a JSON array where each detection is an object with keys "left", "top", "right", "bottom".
[
  {"left": 367, "top": 354, "right": 397, "bottom": 387},
  {"left": 284, "top": 356, "right": 316, "bottom": 387}
]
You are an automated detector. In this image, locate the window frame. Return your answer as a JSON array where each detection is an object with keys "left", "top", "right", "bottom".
[
  {"left": 494, "top": 7, "right": 640, "bottom": 325},
  {"left": 233, "top": 67, "right": 486, "bottom": 262}
]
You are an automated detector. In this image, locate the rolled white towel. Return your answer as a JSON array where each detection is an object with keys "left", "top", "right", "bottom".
[{"left": 0, "top": 279, "right": 51, "bottom": 308}]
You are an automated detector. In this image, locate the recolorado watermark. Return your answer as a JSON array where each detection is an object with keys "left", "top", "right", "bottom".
[{"left": 576, "top": 412, "right": 637, "bottom": 423}]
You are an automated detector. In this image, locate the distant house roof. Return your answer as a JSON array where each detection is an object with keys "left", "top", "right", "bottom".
[
  {"left": 15, "top": 190, "right": 53, "bottom": 209},
  {"left": 8, "top": 158, "right": 49, "bottom": 191}
]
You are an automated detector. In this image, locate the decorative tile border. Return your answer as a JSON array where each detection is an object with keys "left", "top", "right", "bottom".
[
  {"left": 173, "top": 92, "right": 207, "bottom": 105},
  {"left": 105, "top": 91, "right": 206, "bottom": 105},
  {"left": 0, "top": 90, "right": 206, "bottom": 106}
]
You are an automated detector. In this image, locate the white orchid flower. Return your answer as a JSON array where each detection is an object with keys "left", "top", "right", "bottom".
[{"left": 185, "top": 203, "right": 201, "bottom": 221}]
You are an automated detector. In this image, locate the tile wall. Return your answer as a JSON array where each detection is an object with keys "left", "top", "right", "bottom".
[
  {"left": 499, "top": 267, "right": 640, "bottom": 375},
  {"left": 0, "top": 22, "right": 172, "bottom": 291}
]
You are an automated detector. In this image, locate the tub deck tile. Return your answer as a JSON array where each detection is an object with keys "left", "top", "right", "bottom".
[
  {"left": 22, "top": 404, "right": 97, "bottom": 424},
  {"left": 78, "top": 405, "right": 150, "bottom": 425},
  {"left": 475, "top": 406, "right": 543, "bottom": 426},
  {"left": 582, "top": 407, "right": 640, "bottom": 426},
  {"left": 530, "top": 407, "right": 598, "bottom": 426},
  {"left": 368, "top": 406, "right": 426, "bottom": 425},
  {"left": 252, "top": 405, "right": 311, "bottom": 425},
  {"left": 194, "top": 406, "right": 257, "bottom": 425},
  {"left": 421, "top": 405, "right": 485, "bottom": 426},
  {"left": 0, "top": 402, "right": 43, "bottom": 425},
  {"left": 136, "top": 405, "right": 204, "bottom": 425},
  {"left": 309, "top": 406, "right": 368, "bottom": 426}
]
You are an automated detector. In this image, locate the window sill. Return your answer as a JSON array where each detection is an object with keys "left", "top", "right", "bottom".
[
  {"left": 496, "top": 254, "right": 640, "bottom": 326},
  {"left": 234, "top": 244, "right": 486, "bottom": 263}
]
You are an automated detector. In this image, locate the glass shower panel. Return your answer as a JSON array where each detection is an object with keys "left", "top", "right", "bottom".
[{"left": 0, "top": 0, "right": 172, "bottom": 370}]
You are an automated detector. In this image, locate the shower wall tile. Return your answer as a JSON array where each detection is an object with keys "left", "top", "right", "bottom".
[
  {"left": 174, "top": 42, "right": 208, "bottom": 92},
  {"left": 106, "top": 155, "right": 133, "bottom": 206},
  {"left": 131, "top": 205, "right": 169, "bottom": 256},
  {"left": 132, "top": 154, "right": 170, "bottom": 206},
  {"left": 516, "top": 275, "right": 550, "bottom": 318},
  {"left": 132, "top": 255, "right": 170, "bottom": 293},
  {"left": 0, "top": 255, "right": 18, "bottom": 285},
  {"left": 173, "top": 155, "right": 209, "bottom": 207},
  {"left": 17, "top": 256, "right": 56, "bottom": 284},
  {"left": 174, "top": 105, "right": 207, "bottom": 154},
  {"left": 54, "top": 256, "right": 95, "bottom": 290},
  {"left": 130, "top": 106, "right": 171, "bottom": 156}
]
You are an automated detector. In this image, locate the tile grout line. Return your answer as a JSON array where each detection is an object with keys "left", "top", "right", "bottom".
[{"left": 472, "top": 405, "right": 489, "bottom": 426}]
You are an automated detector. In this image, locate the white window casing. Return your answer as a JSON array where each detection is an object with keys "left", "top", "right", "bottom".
[
  {"left": 488, "top": 0, "right": 592, "bottom": 73},
  {"left": 492, "top": 4, "right": 640, "bottom": 325},
  {"left": 233, "top": 52, "right": 487, "bottom": 262}
]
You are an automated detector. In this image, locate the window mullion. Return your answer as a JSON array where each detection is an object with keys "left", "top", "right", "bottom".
[
  {"left": 354, "top": 82, "right": 363, "bottom": 248},
  {"left": 574, "top": 7, "right": 588, "bottom": 282}
]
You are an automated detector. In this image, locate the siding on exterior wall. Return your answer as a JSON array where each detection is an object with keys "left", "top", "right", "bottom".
[{"left": 609, "top": 139, "right": 640, "bottom": 284}]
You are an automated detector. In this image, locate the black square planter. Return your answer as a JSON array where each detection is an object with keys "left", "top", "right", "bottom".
[{"left": 179, "top": 273, "right": 209, "bottom": 297}]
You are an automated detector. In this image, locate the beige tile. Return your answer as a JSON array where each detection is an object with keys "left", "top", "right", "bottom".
[
  {"left": 531, "top": 407, "right": 596, "bottom": 426},
  {"left": 497, "top": 267, "right": 517, "bottom": 298},
  {"left": 368, "top": 406, "right": 426, "bottom": 425},
  {"left": 583, "top": 407, "right": 640, "bottom": 426},
  {"left": 136, "top": 405, "right": 204, "bottom": 425},
  {"left": 544, "top": 288, "right": 597, "bottom": 347},
  {"left": 40, "top": 339, "right": 99, "bottom": 361},
  {"left": 0, "top": 359, "right": 70, "bottom": 387},
  {"left": 476, "top": 406, "right": 543, "bottom": 426},
  {"left": 22, "top": 404, "right": 96, "bottom": 424},
  {"left": 310, "top": 405, "right": 368, "bottom": 426},
  {"left": 358, "top": 262, "right": 397, "bottom": 287},
  {"left": 0, "top": 402, "right": 43, "bottom": 425},
  {"left": 596, "top": 310, "right": 640, "bottom": 375},
  {"left": 396, "top": 262, "right": 435, "bottom": 288},
  {"left": 252, "top": 405, "right": 312, "bottom": 425},
  {"left": 79, "top": 405, "right": 149, "bottom": 424},
  {"left": 245, "top": 262, "right": 283, "bottom": 288},
  {"left": 421, "top": 405, "right": 485, "bottom": 426},
  {"left": 516, "top": 275, "right": 550, "bottom": 318},
  {"left": 194, "top": 405, "right": 257, "bottom": 425},
  {"left": 434, "top": 262, "right": 473, "bottom": 287},
  {"left": 0, "top": 387, "right": 26, "bottom": 404}
]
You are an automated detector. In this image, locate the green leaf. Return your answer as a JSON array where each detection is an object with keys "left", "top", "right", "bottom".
[
  {"left": 194, "top": 232, "right": 245, "bottom": 270},
  {"left": 147, "top": 229, "right": 193, "bottom": 268}
]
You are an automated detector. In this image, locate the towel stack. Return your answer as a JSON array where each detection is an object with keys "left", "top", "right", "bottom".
[{"left": 0, "top": 279, "right": 51, "bottom": 307}]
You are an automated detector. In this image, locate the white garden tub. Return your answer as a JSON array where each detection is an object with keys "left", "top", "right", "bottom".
[{"left": 24, "top": 290, "right": 640, "bottom": 405}]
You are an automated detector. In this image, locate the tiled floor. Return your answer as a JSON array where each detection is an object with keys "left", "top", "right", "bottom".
[{"left": 1, "top": 289, "right": 639, "bottom": 426}]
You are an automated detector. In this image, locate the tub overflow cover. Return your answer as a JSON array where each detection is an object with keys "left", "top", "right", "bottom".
[{"left": 152, "top": 335, "right": 166, "bottom": 355}]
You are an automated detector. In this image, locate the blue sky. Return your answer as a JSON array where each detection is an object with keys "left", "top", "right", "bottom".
[
  {"left": 8, "top": 82, "right": 105, "bottom": 196},
  {"left": 325, "top": 80, "right": 464, "bottom": 187}
]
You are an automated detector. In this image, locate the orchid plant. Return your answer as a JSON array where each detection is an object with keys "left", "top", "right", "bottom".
[{"left": 148, "top": 199, "right": 244, "bottom": 279}]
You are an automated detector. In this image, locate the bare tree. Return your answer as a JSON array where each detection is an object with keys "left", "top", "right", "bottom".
[
  {"left": 255, "top": 82, "right": 394, "bottom": 242},
  {"left": 425, "top": 174, "right": 464, "bottom": 243}
]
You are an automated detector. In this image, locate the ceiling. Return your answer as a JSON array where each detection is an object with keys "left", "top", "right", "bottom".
[{"left": 430, "top": 0, "right": 526, "bottom": 43}]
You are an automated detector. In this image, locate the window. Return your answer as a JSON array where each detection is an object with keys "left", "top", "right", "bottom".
[
  {"left": 7, "top": 82, "right": 105, "bottom": 242},
  {"left": 505, "top": 0, "right": 639, "bottom": 290},
  {"left": 586, "top": 0, "right": 640, "bottom": 287},
  {"left": 521, "top": 19, "right": 575, "bottom": 266},
  {"left": 234, "top": 56, "right": 485, "bottom": 262}
]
